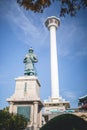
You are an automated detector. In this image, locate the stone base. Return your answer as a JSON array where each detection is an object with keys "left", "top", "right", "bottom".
[
  {"left": 43, "top": 96, "right": 70, "bottom": 122},
  {"left": 44, "top": 97, "right": 70, "bottom": 114},
  {"left": 7, "top": 75, "right": 43, "bottom": 129}
]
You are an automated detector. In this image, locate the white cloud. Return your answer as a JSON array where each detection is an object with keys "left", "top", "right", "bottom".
[
  {"left": 61, "top": 90, "right": 77, "bottom": 106},
  {"left": 63, "top": 91, "right": 76, "bottom": 100},
  {"left": 58, "top": 20, "right": 87, "bottom": 58},
  {"left": 1, "top": 0, "right": 87, "bottom": 57},
  {"left": 0, "top": 0, "right": 48, "bottom": 46}
]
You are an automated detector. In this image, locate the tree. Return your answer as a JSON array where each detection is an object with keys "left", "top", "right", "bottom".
[
  {"left": 40, "top": 114, "right": 87, "bottom": 130},
  {"left": 17, "top": 0, "right": 87, "bottom": 16},
  {"left": 0, "top": 109, "right": 28, "bottom": 130}
]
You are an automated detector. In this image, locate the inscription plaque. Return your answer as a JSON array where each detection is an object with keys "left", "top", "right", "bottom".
[{"left": 17, "top": 106, "right": 31, "bottom": 120}]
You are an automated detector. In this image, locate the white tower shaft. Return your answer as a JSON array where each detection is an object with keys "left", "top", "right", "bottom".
[
  {"left": 45, "top": 16, "right": 60, "bottom": 99},
  {"left": 50, "top": 26, "right": 59, "bottom": 98}
]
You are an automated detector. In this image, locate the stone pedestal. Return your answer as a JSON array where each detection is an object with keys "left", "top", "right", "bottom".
[
  {"left": 43, "top": 97, "right": 70, "bottom": 122},
  {"left": 7, "top": 75, "right": 43, "bottom": 129},
  {"left": 44, "top": 97, "right": 70, "bottom": 114}
]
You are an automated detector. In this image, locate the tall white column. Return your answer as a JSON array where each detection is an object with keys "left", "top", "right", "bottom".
[
  {"left": 50, "top": 25, "right": 59, "bottom": 98},
  {"left": 45, "top": 16, "right": 60, "bottom": 99}
]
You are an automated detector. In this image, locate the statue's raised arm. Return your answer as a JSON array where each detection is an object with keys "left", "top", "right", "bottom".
[{"left": 23, "top": 48, "right": 38, "bottom": 76}]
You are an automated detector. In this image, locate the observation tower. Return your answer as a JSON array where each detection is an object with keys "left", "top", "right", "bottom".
[{"left": 44, "top": 16, "right": 70, "bottom": 118}]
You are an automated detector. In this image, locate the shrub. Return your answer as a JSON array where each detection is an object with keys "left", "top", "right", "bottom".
[
  {"left": 0, "top": 110, "right": 28, "bottom": 130},
  {"left": 40, "top": 114, "right": 87, "bottom": 130}
]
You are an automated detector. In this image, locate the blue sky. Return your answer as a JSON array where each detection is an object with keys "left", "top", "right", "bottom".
[{"left": 0, "top": 0, "right": 87, "bottom": 109}]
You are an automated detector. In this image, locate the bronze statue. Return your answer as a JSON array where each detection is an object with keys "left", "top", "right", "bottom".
[{"left": 23, "top": 48, "right": 38, "bottom": 76}]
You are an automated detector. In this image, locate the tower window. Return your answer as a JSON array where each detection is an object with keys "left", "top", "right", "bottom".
[
  {"left": 49, "top": 19, "right": 53, "bottom": 23},
  {"left": 55, "top": 20, "right": 58, "bottom": 24}
]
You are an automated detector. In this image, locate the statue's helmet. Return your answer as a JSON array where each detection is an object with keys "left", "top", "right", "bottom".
[{"left": 29, "top": 47, "right": 34, "bottom": 53}]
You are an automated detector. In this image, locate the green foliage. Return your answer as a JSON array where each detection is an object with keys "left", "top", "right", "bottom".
[
  {"left": 40, "top": 114, "right": 87, "bottom": 130},
  {"left": 3, "top": 106, "right": 9, "bottom": 112},
  {"left": 17, "top": 0, "right": 87, "bottom": 16},
  {"left": 0, "top": 109, "right": 28, "bottom": 130}
]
